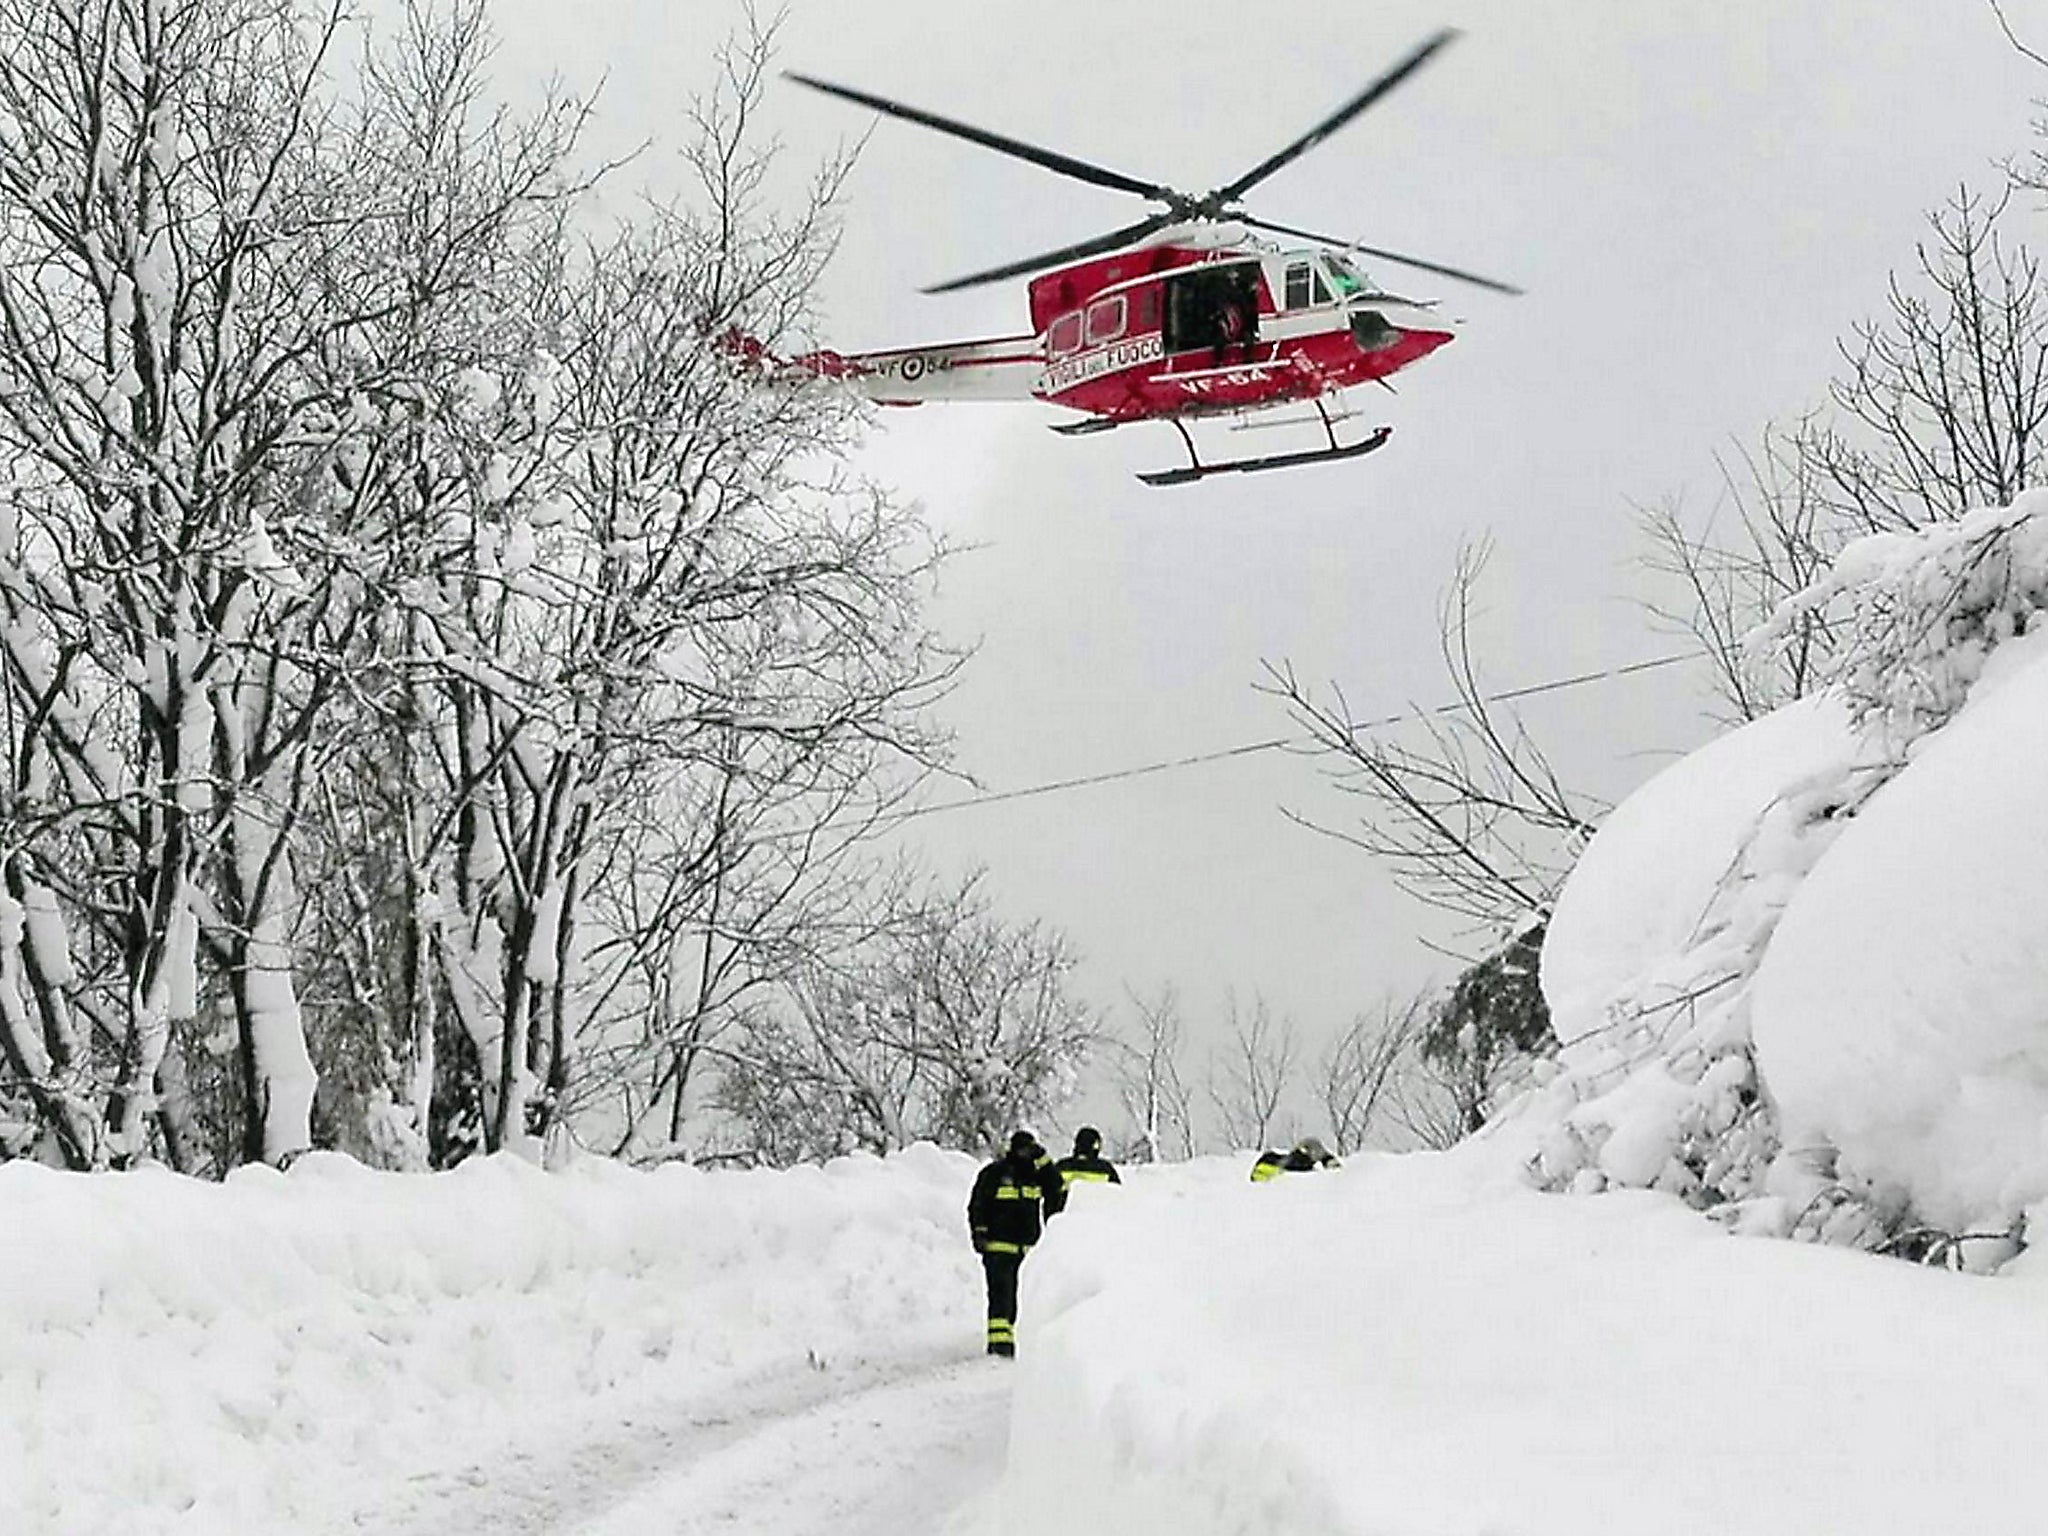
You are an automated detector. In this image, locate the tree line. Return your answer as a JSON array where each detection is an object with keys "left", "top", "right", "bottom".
[{"left": 0, "top": 0, "right": 1114, "bottom": 1174}]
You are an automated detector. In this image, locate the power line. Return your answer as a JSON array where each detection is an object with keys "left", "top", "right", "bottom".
[{"left": 878, "top": 649, "right": 1699, "bottom": 826}]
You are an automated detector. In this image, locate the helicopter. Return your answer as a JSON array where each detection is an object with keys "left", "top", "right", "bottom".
[{"left": 775, "top": 28, "right": 1519, "bottom": 487}]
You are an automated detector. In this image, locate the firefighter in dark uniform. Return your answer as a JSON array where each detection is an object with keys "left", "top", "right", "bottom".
[
  {"left": 1250, "top": 1136, "right": 1341, "bottom": 1182},
  {"left": 968, "top": 1129, "right": 1052, "bottom": 1356},
  {"left": 1045, "top": 1125, "right": 1120, "bottom": 1216}
]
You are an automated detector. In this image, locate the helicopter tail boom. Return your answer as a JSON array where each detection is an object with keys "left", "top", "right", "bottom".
[{"left": 790, "top": 334, "right": 1044, "bottom": 404}]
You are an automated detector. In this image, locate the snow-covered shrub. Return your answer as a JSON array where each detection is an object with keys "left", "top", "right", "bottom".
[{"left": 1755, "top": 490, "right": 2048, "bottom": 743}]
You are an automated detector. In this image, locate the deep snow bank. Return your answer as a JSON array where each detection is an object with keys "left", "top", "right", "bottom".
[
  {"left": 1747, "top": 626, "right": 2048, "bottom": 1233},
  {"left": 1513, "top": 692, "right": 1875, "bottom": 1212},
  {"left": 0, "top": 1146, "right": 981, "bottom": 1535},
  {"left": 1520, "top": 491, "right": 2048, "bottom": 1243},
  {"left": 1003, "top": 1148, "right": 2048, "bottom": 1536},
  {"left": 1539, "top": 690, "right": 1864, "bottom": 1050}
]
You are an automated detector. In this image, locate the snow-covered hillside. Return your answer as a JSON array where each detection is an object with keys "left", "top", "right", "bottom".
[{"left": 989, "top": 492, "right": 2048, "bottom": 1536}]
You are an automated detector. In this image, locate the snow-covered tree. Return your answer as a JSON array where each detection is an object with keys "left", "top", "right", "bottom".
[
  {"left": 1399, "top": 923, "right": 1554, "bottom": 1147},
  {"left": 1106, "top": 984, "right": 1198, "bottom": 1163},
  {"left": 715, "top": 872, "right": 1098, "bottom": 1163},
  {"left": 1642, "top": 185, "right": 2048, "bottom": 721},
  {"left": 0, "top": 3, "right": 955, "bottom": 1174},
  {"left": 0, "top": 0, "right": 530, "bottom": 1166},
  {"left": 371, "top": 30, "right": 954, "bottom": 1163}
]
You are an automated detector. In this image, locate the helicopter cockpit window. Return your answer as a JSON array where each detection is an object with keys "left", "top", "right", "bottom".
[
  {"left": 1085, "top": 296, "right": 1127, "bottom": 345},
  {"left": 1048, "top": 312, "right": 1084, "bottom": 356},
  {"left": 1285, "top": 261, "right": 1334, "bottom": 309},
  {"left": 1323, "top": 255, "right": 1368, "bottom": 296}
]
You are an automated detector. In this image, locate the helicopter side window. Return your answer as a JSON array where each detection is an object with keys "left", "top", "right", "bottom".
[
  {"left": 1135, "top": 287, "right": 1160, "bottom": 332},
  {"left": 1287, "top": 261, "right": 1334, "bottom": 307},
  {"left": 1085, "top": 296, "right": 1126, "bottom": 345},
  {"left": 1048, "top": 312, "right": 1084, "bottom": 356},
  {"left": 1323, "top": 256, "right": 1366, "bottom": 296}
]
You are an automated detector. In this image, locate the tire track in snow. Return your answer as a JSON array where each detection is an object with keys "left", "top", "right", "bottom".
[
  {"left": 368, "top": 1343, "right": 1009, "bottom": 1536},
  {"left": 562, "top": 1350, "right": 1009, "bottom": 1536}
]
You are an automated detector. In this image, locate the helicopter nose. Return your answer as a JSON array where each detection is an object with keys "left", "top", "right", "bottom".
[{"left": 1349, "top": 299, "right": 1456, "bottom": 359}]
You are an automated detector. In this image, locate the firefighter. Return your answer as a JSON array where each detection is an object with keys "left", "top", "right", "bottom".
[
  {"left": 1250, "top": 1135, "right": 1341, "bottom": 1182},
  {"left": 1046, "top": 1126, "right": 1121, "bottom": 1216},
  {"left": 968, "top": 1128, "right": 1052, "bottom": 1357}
]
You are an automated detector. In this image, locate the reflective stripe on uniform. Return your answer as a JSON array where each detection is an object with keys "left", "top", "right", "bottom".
[
  {"left": 1061, "top": 1169, "right": 1113, "bottom": 1186},
  {"left": 1250, "top": 1161, "right": 1283, "bottom": 1182},
  {"left": 986, "top": 1319, "right": 1015, "bottom": 1340},
  {"left": 992, "top": 1184, "right": 1041, "bottom": 1200},
  {"left": 983, "top": 1239, "right": 1027, "bottom": 1254}
]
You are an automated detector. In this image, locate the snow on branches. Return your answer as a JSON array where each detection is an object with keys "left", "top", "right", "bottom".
[
  {"left": 0, "top": 3, "right": 956, "bottom": 1177},
  {"left": 1753, "top": 488, "right": 2048, "bottom": 745}
]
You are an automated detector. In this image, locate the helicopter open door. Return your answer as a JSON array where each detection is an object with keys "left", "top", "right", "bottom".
[{"left": 1162, "top": 262, "right": 1266, "bottom": 364}]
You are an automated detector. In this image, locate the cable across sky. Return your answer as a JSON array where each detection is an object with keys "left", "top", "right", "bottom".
[{"left": 880, "top": 649, "right": 1700, "bottom": 826}]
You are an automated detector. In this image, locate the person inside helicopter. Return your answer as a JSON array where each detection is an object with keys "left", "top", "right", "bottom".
[{"left": 1164, "top": 262, "right": 1262, "bottom": 366}]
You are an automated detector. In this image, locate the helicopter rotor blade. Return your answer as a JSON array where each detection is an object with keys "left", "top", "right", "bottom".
[
  {"left": 1238, "top": 215, "right": 1523, "bottom": 296},
  {"left": 924, "top": 213, "right": 1178, "bottom": 294},
  {"left": 1212, "top": 29, "right": 1460, "bottom": 205},
  {"left": 785, "top": 72, "right": 1174, "bottom": 203}
]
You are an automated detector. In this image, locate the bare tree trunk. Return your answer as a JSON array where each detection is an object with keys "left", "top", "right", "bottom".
[
  {"left": 1316, "top": 993, "right": 1428, "bottom": 1155},
  {"left": 1207, "top": 994, "right": 1298, "bottom": 1151}
]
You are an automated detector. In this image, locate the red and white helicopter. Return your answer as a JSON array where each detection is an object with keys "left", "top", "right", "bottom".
[{"left": 778, "top": 28, "right": 1518, "bottom": 486}]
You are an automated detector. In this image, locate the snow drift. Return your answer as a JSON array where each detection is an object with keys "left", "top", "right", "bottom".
[
  {"left": 0, "top": 1146, "right": 981, "bottom": 1535},
  {"left": 1001, "top": 1147, "right": 2048, "bottom": 1536},
  {"left": 1749, "top": 627, "right": 2048, "bottom": 1233}
]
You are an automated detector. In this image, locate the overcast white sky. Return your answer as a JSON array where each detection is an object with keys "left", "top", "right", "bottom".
[{"left": 468, "top": 1, "right": 2044, "bottom": 1046}]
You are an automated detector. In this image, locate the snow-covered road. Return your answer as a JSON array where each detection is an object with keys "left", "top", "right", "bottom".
[
  {"left": 365, "top": 1344, "right": 1010, "bottom": 1536},
  {"left": 2, "top": 1150, "right": 1001, "bottom": 1535}
]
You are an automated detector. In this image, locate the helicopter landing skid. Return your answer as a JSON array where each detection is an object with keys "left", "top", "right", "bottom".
[{"left": 1137, "top": 410, "right": 1392, "bottom": 487}]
